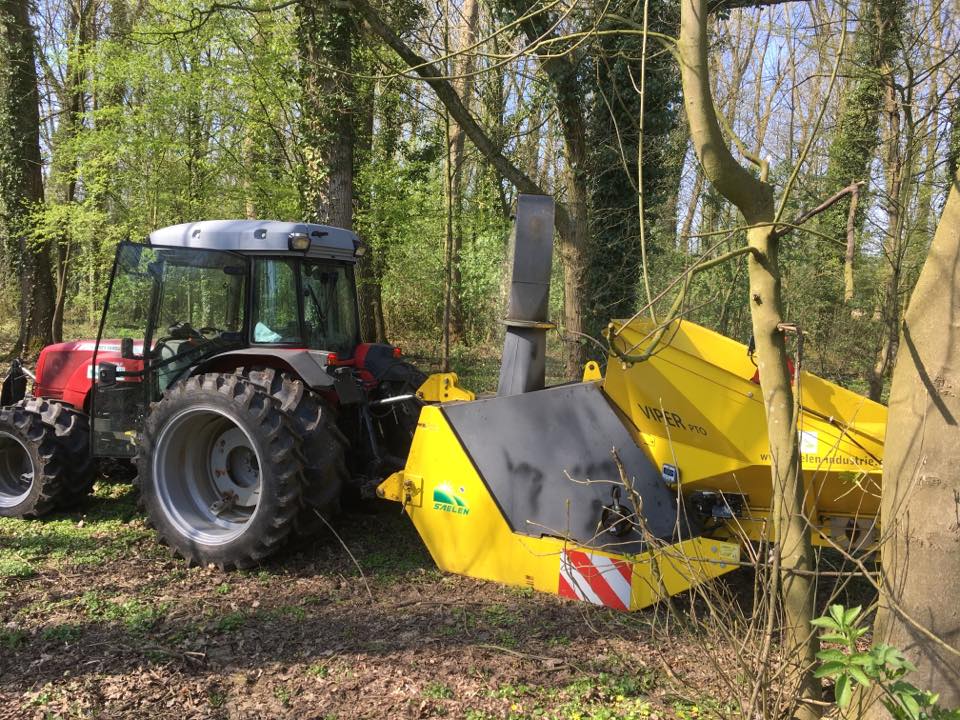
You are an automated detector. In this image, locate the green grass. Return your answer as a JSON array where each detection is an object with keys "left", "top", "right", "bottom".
[
  {"left": 307, "top": 662, "right": 330, "bottom": 678},
  {"left": 0, "top": 481, "right": 156, "bottom": 578},
  {"left": 484, "top": 672, "right": 664, "bottom": 720},
  {"left": 40, "top": 623, "right": 84, "bottom": 643},
  {"left": 77, "top": 590, "right": 168, "bottom": 631},
  {"left": 424, "top": 681, "right": 454, "bottom": 700},
  {"left": 215, "top": 611, "right": 247, "bottom": 633},
  {"left": 0, "top": 627, "right": 26, "bottom": 649}
]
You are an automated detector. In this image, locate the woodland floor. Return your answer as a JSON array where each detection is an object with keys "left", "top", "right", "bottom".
[{"left": 0, "top": 470, "right": 740, "bottom": 720}]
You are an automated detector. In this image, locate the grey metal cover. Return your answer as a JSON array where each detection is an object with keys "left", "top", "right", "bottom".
[
  {"left": 149, "top": 220, "right": 358, "bottom": 262},
  {"left": 504, "top": 195, "right": 554, "bottom": 322},
  {"left": 442, "top": 382, "right": 699, "bottom": 554},
  {"left": 497, "top": 194, "right": 554, "bottom": 397}
]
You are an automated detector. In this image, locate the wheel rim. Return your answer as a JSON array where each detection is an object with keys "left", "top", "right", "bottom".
[
  {"left": 153, "top": 405, "right": 262, "bottom": 545},
  {"left": 0, "top": 431, "right": 34, "bottom": 508}
]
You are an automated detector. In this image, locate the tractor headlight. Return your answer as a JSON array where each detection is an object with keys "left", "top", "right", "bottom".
[{"left": 288, "top": 232, "right": 310, "bottom": 251}]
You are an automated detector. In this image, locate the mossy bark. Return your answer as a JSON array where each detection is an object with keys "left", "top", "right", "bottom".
[{"left": 0, "top": 0, "right": 56, "bottom": 360}]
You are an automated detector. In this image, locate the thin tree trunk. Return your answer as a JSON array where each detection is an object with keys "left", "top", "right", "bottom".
[
  {"left": 0, "top": 0, "right": 55, "bottom": 359},
  {"left": 677, "top": 1, "right": 818, "bottom": 716},
  {"left": 355, "top": 72, "right": 387, "bottom": 344},
  {"left": 868, "top": 77, "right": 908, "bottom": 401},
  {"left": 50, "top": 0, "right": 91, "bottom": 343},
  {"left": 447, "top": 0, "right": 479, "bottom": 344},
  {"left": 680, "top": 168, "right": 704, "bottom": 253}
]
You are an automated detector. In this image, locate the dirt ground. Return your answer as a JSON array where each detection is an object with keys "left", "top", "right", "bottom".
[{"left": 0, "top": 462, "right": 740, "bottom": 720}]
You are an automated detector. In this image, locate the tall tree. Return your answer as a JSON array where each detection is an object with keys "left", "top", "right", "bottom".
[
  {"left": 821, "top": 0, "right": 903, "bottom": 255},
  {"left": 584, "top": 0, "right": 681, "bottom": 341},
  {"left": 48, "top": 0, "right": 95, "bottom": 342},
  {"left": 447, "top": 0, "right": 479, "bottom": 343},
  {"left": 0, "top": 0, "right": 56, "bottom": 359},
  {"left": 298, "top": 0, "right": 354, "bottom": 228},
  {"left": 872, "top": 163, "right": 960, "bottom": 712}
]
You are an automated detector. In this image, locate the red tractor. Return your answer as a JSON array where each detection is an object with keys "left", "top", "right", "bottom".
[{"left": 0, "top": 220, "right": 426, "bottom": 568}]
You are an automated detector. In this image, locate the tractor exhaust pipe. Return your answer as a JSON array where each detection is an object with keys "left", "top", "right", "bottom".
[{"left": 497, "top": 195, "right": 555, "bottom": 397}]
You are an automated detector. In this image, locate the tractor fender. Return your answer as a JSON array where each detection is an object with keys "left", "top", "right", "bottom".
[{"left": 194, "top": 348, "right": 336, "bottom": 391}]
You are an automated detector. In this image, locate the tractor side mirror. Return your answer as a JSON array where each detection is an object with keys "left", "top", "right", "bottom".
[
  {"left": 120, "top": 337, "right": 135, "bottom": 359},
  {"left": 97, "top": 362, "right": 118, "bottom": 386}
]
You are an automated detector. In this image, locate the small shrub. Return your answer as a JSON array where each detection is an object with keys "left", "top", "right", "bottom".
[{"left": 813, "top": 604, "right": 960, "bottom": 719}]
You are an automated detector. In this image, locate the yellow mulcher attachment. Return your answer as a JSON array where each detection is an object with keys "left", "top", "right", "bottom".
[
  {"left": 604, "top": 319, "right": 885, "bottom": 554},
  {"left": 379, "top": 195, "right": 885, "bottom": 612}
]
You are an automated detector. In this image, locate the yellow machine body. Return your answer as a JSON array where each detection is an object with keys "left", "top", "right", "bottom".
[
  {"left": 379, "top": 318, "right": 885, "bottom": 611},
  {"left": 604, "top": 319, "right": 885, "bottom": 549},
  {"left": 379, "top": 405, "right": 740, "bottom": 612},
  {"left": 416, "top": 372, "right": 476, "bottom": 403}
]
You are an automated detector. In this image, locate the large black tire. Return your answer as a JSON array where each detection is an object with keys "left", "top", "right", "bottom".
[
  {"left": 239, "top": 367, "right": 349, "bottom": 535},
  {"left": 0, "top": 404, "right": 66, "bottom": 518},
  {"left": 136, "top": 373, "right": 304, "bottom": 569},
  {"left": 19, "top": 398, "right": 95, "bottom": 507}
]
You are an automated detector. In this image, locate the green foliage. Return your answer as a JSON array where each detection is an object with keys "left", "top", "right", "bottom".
[{"left": 812, "top": 605, "right": 960, "bottom": 719}]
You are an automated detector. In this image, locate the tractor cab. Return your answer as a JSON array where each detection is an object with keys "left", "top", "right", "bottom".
[{"left": 90, "top": 220, "right": 368, "bottom": 456}]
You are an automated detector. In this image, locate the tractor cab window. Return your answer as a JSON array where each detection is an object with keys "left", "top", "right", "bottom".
[
  {"left": 151, "top": 248, "right": 247, "bottom": 391},
  {"left": 252, "top": 259, "right": 301, "bottom": 344},
  {"left": 302, "top": 261, "right": 358, "bottom": 356}
]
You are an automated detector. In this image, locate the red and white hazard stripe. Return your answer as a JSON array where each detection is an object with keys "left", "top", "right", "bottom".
[{"left": 557, "top": 549, "right": 633, "bottom": 611}]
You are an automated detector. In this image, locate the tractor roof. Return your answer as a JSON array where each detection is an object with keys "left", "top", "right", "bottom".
[{"left": 148, "top": 220, "right": 359, "bottom": 262}]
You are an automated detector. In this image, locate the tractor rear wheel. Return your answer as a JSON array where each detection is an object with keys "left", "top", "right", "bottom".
[
  {"left": 0, "top": 404, "right": 66, "bottom": 518},
  {"left": 137, "top": 373, "right": 304, "bottom": 569},
  {"left": 239, "top": 367, "right": 349, "bottom": 535},
  {"left": 20, "top": 398, "right": 95, "bottom": 507}
]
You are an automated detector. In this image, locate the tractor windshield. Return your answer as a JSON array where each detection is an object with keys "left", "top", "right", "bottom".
[
  {"left": 252, "top": 258, "right": 359, "bottom": 356},
  {"left": 151, "top": 248, "right": 248, "bottom": 390}
]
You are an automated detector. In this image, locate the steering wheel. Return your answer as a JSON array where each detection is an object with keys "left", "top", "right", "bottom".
[
  {"left": 198, "top": 325, "right": 223, "bottom": 337},
  {"left": 166, "top": 321, "right": 202, "bottom": 340}
]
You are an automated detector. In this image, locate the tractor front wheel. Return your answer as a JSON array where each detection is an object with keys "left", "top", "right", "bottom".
[
  {"left": 0, "top": 404, "right": 66, "bottom": 517},
  {"left": 20, "top": 398, "right": 95, "bottom": 507},
  {"left": 137, "top": 373, "right": 304, "bottom": 569}
]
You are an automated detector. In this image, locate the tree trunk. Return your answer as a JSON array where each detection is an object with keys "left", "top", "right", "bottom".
[
  {"left": 447, "top": 0, "right": 479, "bottom": 344},
  {"left": 868, "top": 77, "right": 910, "bottom": 401},
  {"left": 820, "top": 0, "right": 903, "bottom": 262},
  {"left": 677, "top": 1, "right": 818, "bottom": 716},
  {"left": 0, "top": 0, "right": 55, "bottom": 360},
  {"left": 871, "top": 168, "right": 960, "bottom": 712},
  {"left": 354, "top": 68, "right": 387, "bottom": 344},
  {"left": 50, "top": 0, "right": 92, "bottom": 343},
  {"left": 298, "top": 0, "right": 353, "bottom": 228}
]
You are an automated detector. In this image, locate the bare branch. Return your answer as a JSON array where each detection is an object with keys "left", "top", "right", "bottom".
[{"left": 772, "top": 180, "right": 865, "bottom": 240}]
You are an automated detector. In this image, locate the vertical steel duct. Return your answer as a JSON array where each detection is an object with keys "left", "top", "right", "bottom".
[{"left": 497, "top": 194, "right": 555, "bottom": 396}]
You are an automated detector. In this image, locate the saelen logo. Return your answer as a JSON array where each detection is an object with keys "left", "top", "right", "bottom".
[{"left": 433, "top": 484, "right": 470, "bottom": 516}]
